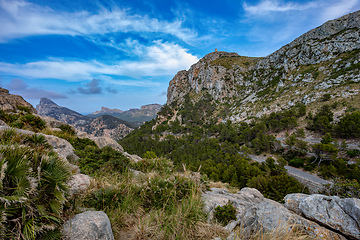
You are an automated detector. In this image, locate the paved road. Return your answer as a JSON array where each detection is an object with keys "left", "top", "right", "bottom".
[
  {"left": 248, "top": 154, "right": 331, "bottom": 186},
  {"left": 276, "top": 137, "right": 360, "bottom": 150}
]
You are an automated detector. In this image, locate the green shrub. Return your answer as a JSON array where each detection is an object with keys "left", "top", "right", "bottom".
[
  {"left": 325, "top": 178, "right": 360, "bottom": 198},
  {"left": 132, "top": 157, "right": 173, "bottom": 174},
  {"left": 214, "top": 202, "right": 236, "bottom": 226},
  {"left": 59, "top": 124, "right": 76, "bottom": 136},
  {"left": 16, "top": 105, "right": 32, "bottom": 113},
  {"left": 140, "top": 175, "right": 193, "bottom": 211},
  {"left": 0, "top": 144, "right": 71, "bottom": 239},
  {"left": 82, "top": 187, "right": 125, "bottom": 211},
  {"left": 289, "top": 158, "right": 304, "bottom": 168}
]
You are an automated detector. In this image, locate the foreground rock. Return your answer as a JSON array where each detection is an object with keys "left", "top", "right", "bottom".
[
  {"left": 285, "top": 193, "right": 360, "bottom": 239},
  {"left": 242, "top": 198, "right": 345, "bottom": 240},
  {"left": 62, "top": 211, "right": 114, "bottom": 240},
  {"left": 203, "top": 188, "right": 346, "bottom": 239}
]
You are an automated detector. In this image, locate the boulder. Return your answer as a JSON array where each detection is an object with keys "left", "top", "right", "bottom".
[
  {"left": 90, "top": 136, "right": 124, "bottom": 153},
  {"left": 241, "top": 198, "right": 345, "bottom": 240},
  {"left": 0, "top": 120, "right": 8, "bottom": 126},
  {"left": 284, "top": 193, "right": 309, "bottom": 215},
  {"left": 202, "top": 187, "right": 264, "bottom": 223},
  {"left": 284, "top": 194, "right": 360, "bottom": 239},
  {"left": 67, "top": 173, "right": 91, "bottom": 195},
  {"left": 123, "top": 152, "right": 143, "bottom": 163},
  {"left": 62, "top": 211, "right": 114, "bottom": 240}
]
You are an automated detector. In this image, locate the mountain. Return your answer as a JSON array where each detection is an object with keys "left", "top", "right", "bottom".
[
  {"left": 166, "top": 10, "right": 360, "bottom": 123},
  {"left": 88, "top": 103, "right": 162, "bottom": 125},
  {"left": 36, "top": 98, "right": 134, "bottom": 140},
  {"left": 0, "top": 87, "right": 36, "bottom": 113}
]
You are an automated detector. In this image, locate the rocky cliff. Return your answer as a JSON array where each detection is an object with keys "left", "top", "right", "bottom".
[
  {"left": 37, "top": 98, "right": 133, "bottom": 140},
  {"left": 0, "top": 87, "right": 36, "bottom": 113},
  {"left": 166, "top": 10, "right": 360, "bottom": 123}
]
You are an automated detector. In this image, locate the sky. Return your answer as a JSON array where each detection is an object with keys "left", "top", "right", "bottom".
[{"left": 0, "top": 0, "right": 359, "bottom": 114}]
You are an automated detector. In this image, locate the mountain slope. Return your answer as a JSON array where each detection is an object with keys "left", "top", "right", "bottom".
[
  {"left": 166, "top": 10, "right": 360, "bottom": 123},
  {"left": 36, "top": 98, "right": 134, "bottom": 140}
]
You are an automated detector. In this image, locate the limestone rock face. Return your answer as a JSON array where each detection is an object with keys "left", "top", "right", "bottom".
[
  {"left": 285, "top": 194, "right": 360, "bottom": 239},
  {"left": 90, "top": 136, "right": 124, "bottom": 152},
  {"left": 0, "top": 87, "right": 36, "bottom": 113},
  {"left": 62, "top": 211, "right": 114, "bottom": 240},
  {"left": 241, "top": 198, "right": 345, "bottom": 240},
  {"left": 202, "top": 187, "right": 264, "bottom": 222},
  {"left": 165, "top": 10, "right": 360, "bottom": 123}
]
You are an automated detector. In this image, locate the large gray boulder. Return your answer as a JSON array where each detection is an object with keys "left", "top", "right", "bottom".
[
  {"left": 284, "top": 194, "right": 360, "bottom": 239},
  {"left": 241, "top": 198, "right": 345, "bottom": 240},
  {"left": 62, "top": 211, "right": 114, "bottom": 240},
  {"left": 202, "top": 187, "right": 264, "bottom": 224},
  {"left": 90, "top": 136, "right": 124, "bottom": 152}
]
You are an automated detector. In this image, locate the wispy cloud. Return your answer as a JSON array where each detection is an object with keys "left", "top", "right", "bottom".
[
  {"left": 5, "top": 78, "right": 67, "bottom": 99},
  {"left": 0, "top": 0, "right": 197, "bottom": 43},
  {"left": 320, "top": 0, "right": 359, "bottom": 22},
  {"left": 0, "top": 41, "right": 199, "bottom": 82},
  {"left": 243, "top": 0, "right": 316, "bottom": 15}
]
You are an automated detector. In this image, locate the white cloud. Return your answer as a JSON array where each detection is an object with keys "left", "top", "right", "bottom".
[
  {"left": 243, "top": 0, "right": 316, "bottom": 15},
  {"left": 0, "top": 0, "right": 196, "bottom": 43},
  {"left": 320, "top": 0, "right": 360, "bottom": 22},
  {"left": 0, "top": 41, "right": 199, "bottom": 83}
]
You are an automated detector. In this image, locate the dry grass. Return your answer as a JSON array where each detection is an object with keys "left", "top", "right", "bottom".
[{"left": 209, "top": 181, "right": 240, "bottom": 193}]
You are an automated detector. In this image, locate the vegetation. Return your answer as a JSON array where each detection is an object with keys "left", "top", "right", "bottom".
[
  {"left": 214, "top": 202, "right": 237, "bottom": 226},
  {"left": 0, "top": 110, "right": 46, "bottom": 132},
  {"left": 0, "top": 129, "right": 72, "bottom": 239}
]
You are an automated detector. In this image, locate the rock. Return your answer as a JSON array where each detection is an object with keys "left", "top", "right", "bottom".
[
  {"left": 0, "top": 87, "right": 36, "bottom": 113},
  {"left": 90, "top": 136, "right": 124, "bottom": 152},
  {"left": 0, "top": 126, "right": 79, "bottom": 162},
  {"left": 0, "top": 120, "right": 8, "bottom": 126},
  {"left": 202, "top": 187, "right": 264, "bottom": 222},
  {"left": 241, "top": 198, "right": 345, "bottom": 239},
  {"left": 123, "top": 152, "right": 143, "bottom": 163},
  {"left": 285, "top": 194, "right": 360, "bottom": 239},
  {"left": 62, "top": 211, "right": 114, "bottom": 240},
  {"left": 67, "top": 173, "right": 91, "bottom": 195},
  {"left": 284, "top": 193, "right": 309, "bottom": 215}
]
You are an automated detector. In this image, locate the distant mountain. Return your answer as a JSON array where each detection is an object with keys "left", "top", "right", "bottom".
[
  {"left": 36, "top": 98, "right": 134, "bottom": 140},
  {"left": 88, "top": 104, "right": 162, "bottom": 124}
]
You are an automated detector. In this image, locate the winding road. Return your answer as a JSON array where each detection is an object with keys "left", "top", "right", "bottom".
[{"left": 248, "top": 154, "right": 331, "bottom": 187}]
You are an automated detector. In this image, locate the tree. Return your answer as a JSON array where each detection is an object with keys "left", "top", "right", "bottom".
[{"left": 312, "top": 143, "right": 339, "bottom": 166}]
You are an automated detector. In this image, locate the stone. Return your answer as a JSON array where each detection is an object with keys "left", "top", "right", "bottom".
[
  {"left": 241, "top": 198, "right": 345, "bottom": 240},
  {"left": 36, "top": 114, "right": 65, "bottom": 128},
  {"left": 67, "top": 173, "right": 91, "bottom": 195},
  {"left": 294, "top": 194, "right": 360, "bottom": 239},
  {"left": 0, "top": 120, "right": 8, "bottom": 126},
  {"left": 62, "top": 211, "right": 114, "bottom": 240},
  {"left": 90, "top": 136, "right": 124, "bottom": 152},
  {"left": 284, "top": 193, "right": 309, "bottom": 215},
  {"left": 202, "top": 187, "right": 264, "bottom": 222},
  {"left": 123, "top": 152, "right": 143, "bottom": 163}
]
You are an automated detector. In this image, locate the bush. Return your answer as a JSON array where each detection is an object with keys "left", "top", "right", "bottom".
[
  {"left": 289, "top": 158, "right": 304, "bottom": 168},
  {"left": 59, "top": 124, "right": 76, "bottom": 136},
  {"left": 0, "top": 144, "right": 72, "bottom": 239},
  {"left": 325, "top": 178, "right": 360, "bottom": 198},
  {"left": 214, "top": 202, "right": 236, "bottom": 226}
]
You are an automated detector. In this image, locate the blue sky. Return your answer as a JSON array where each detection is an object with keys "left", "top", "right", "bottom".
[{"left": 0, "top": 0, "right": 359, "bottom": 114}]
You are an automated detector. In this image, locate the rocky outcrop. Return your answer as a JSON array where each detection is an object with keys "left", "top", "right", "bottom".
[
  {"left": 165, "top": 10, "right": 360, "bottom": 123},
  {"left": 36, "top": 98, "right": 134, "bottom": 140},
  {"left": 284, "top": 193, "right": 360, "bottom": 239},
  {"left": 90, "top": 136, "right": 124, "bottom": 153},
  {"left": 203, "top": 188, "right": 347, "bottom": 239},
  {"left": 0, "top": 87, "right": 36, "bottom": 113},
  {"left": 62, "top": 211, "right": 114, "bottom": 240},
  {"left": 241, "top": 198, "right": 345, "bottom": 240}
]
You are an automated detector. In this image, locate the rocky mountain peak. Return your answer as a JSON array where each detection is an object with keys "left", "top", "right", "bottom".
[
  {"left": 0, "top": 87, "right": 36, "bottom": 113},
  {"left": 201, "top": 51, "right": 239, "bottom": 62},
  {"left": 39, "top": 97, "right": 58, "bottom": 106}
]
